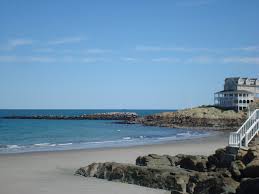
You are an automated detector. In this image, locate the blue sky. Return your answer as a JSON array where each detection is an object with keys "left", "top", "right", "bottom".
[{"left": 0, "top": 0, "right": 258, "bottom": 109}]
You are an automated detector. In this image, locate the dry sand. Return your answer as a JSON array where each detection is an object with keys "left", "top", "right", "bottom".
[{"left": 0, "top": 132, "right": 228, "bottom": 194}]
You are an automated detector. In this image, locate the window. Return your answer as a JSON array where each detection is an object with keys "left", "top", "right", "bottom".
[
  {"left": 247, "top": 100, "right": 250, "bottom": 103},
  {"left": 239, "top": 94, "right": 242, "bottom": 97},
  {"left": 243, "top": 100, "right": 246, "bottom": 103},
  {"left": 239, "top": 100, "right": 242, "bottom": 103},
  {"left": 235, "top": 94, "right": 238, "bottom": 97},
  {"left": 239, "top": 107, "right": 243, "bottom": 110}
]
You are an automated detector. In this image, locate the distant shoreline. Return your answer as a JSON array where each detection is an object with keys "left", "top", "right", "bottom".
[{"left": 0, "top": 107, "right": 241, "bottom": 154}]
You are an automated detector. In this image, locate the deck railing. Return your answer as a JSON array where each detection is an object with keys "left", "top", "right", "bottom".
[{"left": 229, "top": 109, "right": 259, "bottom": 148}]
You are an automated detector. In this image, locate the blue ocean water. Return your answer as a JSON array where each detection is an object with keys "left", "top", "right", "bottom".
[{"left": 0, "top": 109, "right": 211, "bottom": 153}]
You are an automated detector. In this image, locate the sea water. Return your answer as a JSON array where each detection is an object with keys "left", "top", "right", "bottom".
[{"left": 0, "top": 109, "right": 211, "bottom": 153}]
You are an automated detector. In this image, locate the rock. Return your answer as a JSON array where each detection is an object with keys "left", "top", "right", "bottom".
[
  {"left": 189, "top": 174, "right": 237, "bottom": 194},
  {"left": 136, "top": 154, "right": 176, "bottom": 168},
  {"left": 76, "top": 143, "right": 259, "bottom": 194},
  {"left": 76, "top": 162, "right": 191, "bottom": 193},
  {"left": 229, "top": 160, "right": 245, "bottom": 180},
  {"left": 226, "top": 146, "right": 239, "bottom": 155},
  {"left": 76, "top": 162, "right": 238, "bottom": 194},
  {"left": 3, "top": 112, "right": 139, "bottom": 121},
  {"left": 242, "top": 148, "right": 259, "bottom": 165},
  {"left": 236, "top": 178, "right": 259, "bottom": 194},
  {"left": 208, "top": 148, "right": 236, "bottom": 169},
  {"left": 242, "top": 158, "right": 259, "bottom": 178},
  {"left": 136, "top": 107, "right": 246, "bottom": 131},
  {"left": 235, "top": 149, "right": 248, "bottom": 161},
  {"left": 136, "top": 154, "right": 208, "bottom": 172},
  {"left": 178, "top": 155, "right": 208, "bottom": 172}
]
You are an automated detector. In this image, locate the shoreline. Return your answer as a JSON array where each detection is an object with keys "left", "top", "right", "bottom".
[
  {"left": 0, "top": 130, "right": 220, "bottom": 155},
  {"left": 0, "top": 131, "right": 229, "bottom": 159},
  {"left": 0, "top": 132, "right": 229, "bottom": 194}
]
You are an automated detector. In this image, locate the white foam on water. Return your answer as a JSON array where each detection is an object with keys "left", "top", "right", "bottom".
[
  {"left": 34, "top": 143, "right": 52, "bottom": 146},
  {"left": 58, "top": 143, "right": 73, "bottom": 146},
  {"left": 122, "top": 137, "right": 131, "bottom": 140},
  {"left": 7, "top": 145, "right": 21, "bottom": 149}
]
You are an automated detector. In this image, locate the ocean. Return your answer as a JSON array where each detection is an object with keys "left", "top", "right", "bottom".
[{"left": 0, "top": 109, "right": 211, "bottom": 154}]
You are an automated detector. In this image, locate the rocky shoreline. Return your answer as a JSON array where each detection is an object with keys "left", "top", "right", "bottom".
[
  {"left": 2, "top": 107, "right": 247, "bottom": 131},
  {"left": 75, "top": 137, "right": 259, "bottom": 194},
  {"left": 2, "top": 112, "right": 138, "bottom": 121},
  {"left": 127, "top": 107, "right": 246, "bottom": 131}
]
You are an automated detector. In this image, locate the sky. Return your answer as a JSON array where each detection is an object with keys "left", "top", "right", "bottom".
[{"left": 0, "top": 0, "right": 258, "bottom": 109}]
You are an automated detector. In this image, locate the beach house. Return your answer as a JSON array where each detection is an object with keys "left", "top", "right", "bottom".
[{"left": 214, "top": 77, "right": 259, "bottom": 111}]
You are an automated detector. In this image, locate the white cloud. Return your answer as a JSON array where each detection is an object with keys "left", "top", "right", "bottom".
[
  {"left": 0, "top": 56, "right": 17, "bottom": 62},
  {"left": 47, "top": 37, "right": 86, "bottom": 45},
  {"left": 235, "top": 46, "right": 259, "bottom": 52},
  {"left": 0, "top": 55, "right": 56, "bottom": 63},
  {"left": 26, "top": 56, "right": 56, "bottom": 63},
  {"left": 1, "top": 52, "right": 258, "bottom": 65},
  {"left": 0, "top": 39, "right": 33, "bottom": 51},
  {"left": 136, "top": 45, "right": 210, "bottom": 52},
  {"left": 85, "top": 49, "right": 112, "bottom": 54},
  {"left": 185, "top": 56, "right": 214, "bottom": 64},
  {"left": 222, "top": 57, "right": 259, "bottom": 65},
  {"left": 82, "top": 58, "right": 104, "bottom": 63},
  {"left": 121, "top": 57, "right": 137, "bottom": 62},
  {"left": 151, "top": 57, "right": 181, "bottom": 63},
  {"left": 33, "top": 48, "right": 55, "bottom": 53}
]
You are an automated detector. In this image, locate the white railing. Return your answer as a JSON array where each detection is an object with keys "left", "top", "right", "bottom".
[
  {"left": 229, "top": 109, "right": 259, "bottom": 148},
  {"left": 245, "top": 120, "right": 259, "bottom": 147}
]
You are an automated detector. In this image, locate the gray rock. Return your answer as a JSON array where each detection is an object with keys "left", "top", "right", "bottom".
[
  {"left": 242, "top": 158, "right": 259, "bottom": 178},
  {"left": 136, "top": 154, "right": 208, "bottom": 172},
  {"left": 208, "top": 148, "right": 236, "bottom": 169},
  {"left": 235, "top": 149, "right": 248, "bottom": 161},
  {"left": 178, "top": 155, "right": 208, "bottom": 172},
  {"left": 229, "top": 160, "right": 245, "bottom": 180},
  {"left": 242, "top": 148, "right": 259, "bottom": 165},
  {"left": 236, "top": 178, "right": 259, "bottom": 194},
  {"left": 76, "top": 162, "right": 238, "bottom": 194},
  {"left": 136, "top": 154, "right": 176, "bottom": 168},
  {"left": 76, "top": 162, "right": 191, "bottom": 193}
]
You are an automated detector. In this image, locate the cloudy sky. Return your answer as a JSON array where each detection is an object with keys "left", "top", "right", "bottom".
[{"left": 0, "top": 0, "right": 258, "bottom": 109}]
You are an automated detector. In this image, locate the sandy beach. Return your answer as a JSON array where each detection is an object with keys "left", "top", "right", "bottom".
[{"left": 0, "top": 132, "right": 229, "bottom": 194}]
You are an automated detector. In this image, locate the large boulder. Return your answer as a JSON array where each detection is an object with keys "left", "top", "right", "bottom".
[
  {"left": 242, "top": 158, "right": 259, "bottom": 178},
  {"left": 208, "top": 148, "right": 236, "bottom": 169},
  {"left": 76, "top": 162, "right": 238, "bottom": 194},
  {"left": 241, "top": 148, "right": 259, "bottom": 165},
  {"left": 187, "top": 173, "right": 238, "bottom": 194},
  {"left": 229, "top": 160, "right": 245, "bottom": 180},
  {"left": 236, "top": 178, "right": 259, "bottom": 194},
  {"left": 76, "top": 162, "right": 191, "bottom": 193},
  {"left": 136, "top": 154, "right": 177, "bottom": 168},
  {"left": 136, "top": 154, "right": 208, "bottom": 172},
  {"left": 178, "top": 155, "right": 208, "bottom": 172}
]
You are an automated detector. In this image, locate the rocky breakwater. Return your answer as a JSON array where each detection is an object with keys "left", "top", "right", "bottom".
[
  {"left": 136, "top": 107, "right": 246, "bottom": 131},
  {"left": 75, "top": 137, "right": 259, "bottom": 194},
  {"left": 3, "top": 112, "right": 138, "bottom": 121}
]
